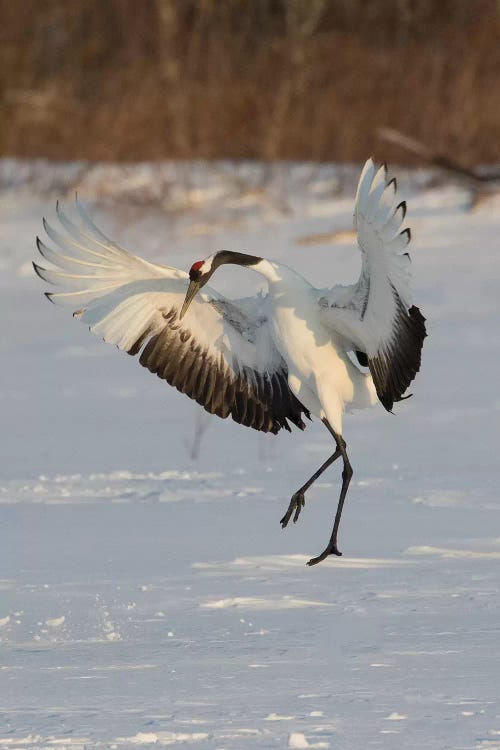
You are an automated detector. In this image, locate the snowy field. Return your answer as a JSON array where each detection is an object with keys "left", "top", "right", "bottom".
[{"left": 1, "top": 162, "right": 500, "bottom": 749}]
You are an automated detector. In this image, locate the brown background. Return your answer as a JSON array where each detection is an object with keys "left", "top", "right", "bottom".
[{"left": 1, "top": 0, "right": 498, "bottom": 163}]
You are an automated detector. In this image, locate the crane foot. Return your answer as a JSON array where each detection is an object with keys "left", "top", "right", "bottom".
[
  {"left": 280, "top": 491, "right": 305, "bottom": 528},
  {"left": 307, "top": 543, "right": 342, "bottom": 566}
]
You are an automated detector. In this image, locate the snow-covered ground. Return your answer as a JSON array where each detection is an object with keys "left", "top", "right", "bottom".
[{"left": 1, "top": 162, "right": 500, "bottom": 749}]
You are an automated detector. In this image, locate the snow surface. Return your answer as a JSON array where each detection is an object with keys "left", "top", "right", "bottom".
[{"left": 1, "top": 162, "right": 500, "bottom": 749}]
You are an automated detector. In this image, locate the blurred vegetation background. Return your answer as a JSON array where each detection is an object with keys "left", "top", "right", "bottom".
[{"left": 1, "top": 0, "right": 498, "bottom": 163}]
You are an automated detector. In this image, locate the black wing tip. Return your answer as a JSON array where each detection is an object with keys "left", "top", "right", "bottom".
[
  {"left": 402, "top": 227, "right": 411, "bottom": 243},
  {"left": 55, "top": 200, "right": 66, "bottom": 221},
  {"left": 44, "top": 291, "right": 55, "bottom": 304},
  {"left": 380, "top": 394, "right": 394, "bottom": 411},
  {"left": 371, "top": 299, "right": 427, "bottom": 413},
  {"left": 397, "top": 200, "right": 407, "bottom": 219},
  {"left": 32, "top": 261, "right": 46, "bottom": 280},
  {"left": 409, "top": 304, "right": 427, "bottom": 329}
]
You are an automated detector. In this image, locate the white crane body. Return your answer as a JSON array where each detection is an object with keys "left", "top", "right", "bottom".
[
  {"left": 242, "top": 261, "right": 378, "bottom": 433},
  {"left": 34, "top": 159, "right": 426, "bottom": 565}
]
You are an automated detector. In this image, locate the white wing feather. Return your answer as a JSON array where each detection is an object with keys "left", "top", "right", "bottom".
[
  {"left": 319, "top": 159, "right": 426, "bottom": 410},
  {"left": 34, "top": 200, "right": 308, "bottom": 433}
]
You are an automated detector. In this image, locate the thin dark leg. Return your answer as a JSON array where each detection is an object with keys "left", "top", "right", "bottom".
[
  {"left": 307, "top": 424, "right": 353, "bottom": 566},
  {"left": 280, "top": 447, "right": 342, "bottom": 528},
  {"left": 280, "top": 418, "right": 342, "bottom": 528}
]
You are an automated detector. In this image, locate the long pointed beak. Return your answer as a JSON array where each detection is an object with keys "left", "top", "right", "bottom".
[{"left": 180, "top": 280, "right": 201, "bottom": 320}]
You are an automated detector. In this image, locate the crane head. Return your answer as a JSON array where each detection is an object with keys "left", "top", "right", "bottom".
[
  {"left": 179, "top": 258, "right": 213, "bottom": 319},
  {"left": 180, "top": 251, "right": 262, "bottom": 320}
]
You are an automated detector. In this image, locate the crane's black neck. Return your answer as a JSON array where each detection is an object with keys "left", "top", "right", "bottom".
[{"left": 212, "top": 251, "right": 263, "bottom": 270}]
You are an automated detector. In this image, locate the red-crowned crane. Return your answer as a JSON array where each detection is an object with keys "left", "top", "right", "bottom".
[{"left": 34, "top": 160, "right": 426, "bottom": 565}]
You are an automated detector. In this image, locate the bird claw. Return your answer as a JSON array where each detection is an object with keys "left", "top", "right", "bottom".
[
  {"left": 280, "top": 491, "right": 305, "bottom": 529},
  {"left": 307, "top": 543, "right": 342, "bottom": 566}
]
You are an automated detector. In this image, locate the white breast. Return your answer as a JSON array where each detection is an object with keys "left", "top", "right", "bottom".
[{"left": 268, "top": 289, "right": 377, "bottom": 411}]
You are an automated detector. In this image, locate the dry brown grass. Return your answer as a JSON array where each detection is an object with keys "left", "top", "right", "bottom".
[{"left": 0, "top": 0, "right": 498, "bottom": 164}]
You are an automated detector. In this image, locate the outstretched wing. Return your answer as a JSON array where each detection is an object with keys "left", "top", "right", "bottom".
[
  {"left": 319, "top": 159, "right": 426, "bottom": 411},
  {"left": 34, "top": 200, "right": 309, "bottom": 434}
]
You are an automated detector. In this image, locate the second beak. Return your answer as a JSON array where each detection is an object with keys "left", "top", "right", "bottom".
[{"left": 180, "top": 279, "right": 201, "bottom": 320}]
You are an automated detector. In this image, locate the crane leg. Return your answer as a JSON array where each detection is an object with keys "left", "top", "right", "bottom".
[
  {"left": 280, "top": 418, "right": 344, "bottom": 528},
  {"left": 307, "top": 424, "right": 353, "bottom": 566},
  {"left": 280, "top": 446, "right": 342, "bottom": 528}
]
